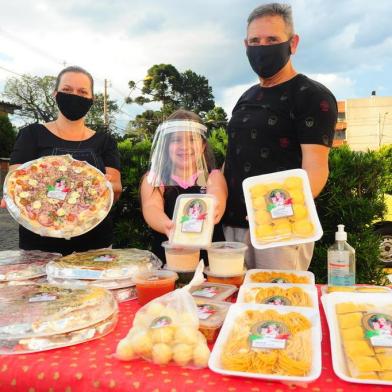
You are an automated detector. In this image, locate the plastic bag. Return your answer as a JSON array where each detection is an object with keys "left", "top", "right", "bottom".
[{"left": 116, "top": 261, "right": 210, "bottom": 368}]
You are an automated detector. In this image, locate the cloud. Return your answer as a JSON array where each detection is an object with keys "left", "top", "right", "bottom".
[{"left": 307, "top": 73, "right": 356, "bottom": 100}]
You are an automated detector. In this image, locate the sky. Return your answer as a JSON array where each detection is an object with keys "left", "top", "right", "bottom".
[{"left": 1, "top": 0, "right": 392, "bottom": 132}]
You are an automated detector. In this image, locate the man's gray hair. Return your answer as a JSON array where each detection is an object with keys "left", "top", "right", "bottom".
[{"left": 247, "top": 3, "right": 294, "bottom": 36}]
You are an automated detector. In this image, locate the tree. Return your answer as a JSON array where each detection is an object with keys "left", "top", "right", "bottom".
[
  {"left": 127, "top": 64, "right": 215, "bottom": 113},
  {"left": 4, "top": 75, "right": 57, "bottom": 122},
  {"left": 202, "top": 106, "right": 228, "bottom": 131},
  {"left": 126, "top": 110, "right": 164, "bottom": 140},
  {"left": 0, "top": 115, "right": 16, "bottom": 157},
  {"left": 3, "top": 74, "right": 119, "bottom": 135}
]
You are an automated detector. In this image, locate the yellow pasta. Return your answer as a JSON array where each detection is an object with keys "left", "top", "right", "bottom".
[
  {"left": 249, "top": 271, "right": 310, "bottom": 284},
  {"left": 244, "top": 286, "right": 312, "bottom": 307},
  {"left": 220, "top": 309, "right": 313, "bottom": 376}
]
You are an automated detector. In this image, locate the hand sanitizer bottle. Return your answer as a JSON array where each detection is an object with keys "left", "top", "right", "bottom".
[{"left": 327, "top": 225, "right": 356, "bottom": 286}]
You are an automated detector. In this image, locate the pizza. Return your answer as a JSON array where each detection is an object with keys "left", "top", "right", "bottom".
[{"left": 4, "top": 155, "right": 113, "bottom": 238}]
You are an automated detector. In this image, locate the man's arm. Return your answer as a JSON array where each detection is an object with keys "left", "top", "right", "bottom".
[{"left": 301, "top": 144, "right": 330, "bottom": 198}]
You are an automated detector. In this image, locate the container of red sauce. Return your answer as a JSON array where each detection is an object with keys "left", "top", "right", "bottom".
[{"left": 133, "top": 270, "right": 178, "bottom": 305}]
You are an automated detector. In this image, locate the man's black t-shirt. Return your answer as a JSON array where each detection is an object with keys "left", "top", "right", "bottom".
[
  {"left": 9, "top": 123, "right": 121, "bottom": 255},
  {"left": 223, "top": 74, "right": 337, "bottom": 228}
]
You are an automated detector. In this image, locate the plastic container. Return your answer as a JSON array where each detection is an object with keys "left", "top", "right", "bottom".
[
  {"left": 194, "top": 298, "right": 231, "bottom": 342},
  {"left": 208, "top": 303, "right": 321, "bottom": 382},
  {"left": 164, "top": 267, "right": 196, "bottom": 287},
  {"left": 133, "top": 270, "right": 178, "bottom": 305},
  {"left": 204, "top": 267, "right": 245, "bottom": 288},
  {"left": 244, "top": 269, "right": 315, "bottom": 285},
  {"left": 190, "top": 282, "right": 237, "bottom": 302},
  {"left": 207, "top": 242, "right": 247, "bottom": 276},
  {"left": 0, "top": 284, "right": 117, "bottom": 340},
  {"left": 322, "top": 292, "right": 392, "bottom": 385},
  {"left": 237, "top": 283, "right": 318, "bottom": 308},
  {"left": 170, "top": 194, "right": 216, "bottom": 248},
  {"left": 0, "top": 250, "right": 61, "bottom": 281},
  {"left": 321, "top": 285, "right": 392, "bottom": 295},
  {"left": 1, "top": 311, "right": 118, "bottom": 354},
  {"left": 3, "top": 154, "right": 113, "bottom": 239},
  {"left": 328, "top": 225, "right": 356, "bottom": 286},
  {"left": 161, "top": 241, "right": 200, "bottom": 271},
  {"left": 46, "top": 248, "right": 161, "bottom": 280},
  {"left": 242, "top": 169, "right": 323, "bottom": 249}
]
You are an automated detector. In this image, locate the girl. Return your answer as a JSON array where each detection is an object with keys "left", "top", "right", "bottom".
[{"left": 140, "top": 109, "right": 227, "bottom": 263}]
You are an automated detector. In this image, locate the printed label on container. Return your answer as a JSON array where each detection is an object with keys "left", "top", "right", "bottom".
[
  {"left": 328, "top": 251, "right": 354, "bottom": 285},
  {"left": 266, "top": 189, "right": 293, "bottom": 219},
  {"left": 47, "top": 178, "right": 69, "bottom": 201},
  {"left": 94, "top": 254, "right": 116, "bottom": 262},
  {"left": 197, "top": 304, "right": 218, "bottom": 320},
  {"left": 29, "top": 293, "right": 57, "bottom": 302},
  {"left": 180, "top": 199, "right": 207, "bottom": 233},
  {"left": 363, "top": 313, "right": 392, "bottom": 347},
  {"left": 262, "top": 295, "right": 291, "bottom": 306},
  {"left": 150, "top": 316, "right": 172, "bottom": 329},
  {"left": 192, "top": 287, "right": 219, "bottom": 298},
  {"left": 249, "top": 320, "right": 290, "bottom": 350},
  {"left": 270, "top": 277, "right": 288, "bottom": 283}
]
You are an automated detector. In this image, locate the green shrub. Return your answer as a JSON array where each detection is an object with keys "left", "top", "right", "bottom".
[
  {"left": 310, "top": 145, "right": 389, "bottom": 284},
  {"left": 112, "top": 138, "right": 153, "bottom": 249}
]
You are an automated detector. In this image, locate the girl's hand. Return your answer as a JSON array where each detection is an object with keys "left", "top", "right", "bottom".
[{"left": 0, "top": 199, "right": 6, "bottom": 209}]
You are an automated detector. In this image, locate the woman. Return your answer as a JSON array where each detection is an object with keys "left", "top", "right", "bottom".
[
  {"left": 140, "top": 109, "right": 227, "bottom": 263},
  {"left": 3, "top": 66, "right": 122, "bottom": 255}
]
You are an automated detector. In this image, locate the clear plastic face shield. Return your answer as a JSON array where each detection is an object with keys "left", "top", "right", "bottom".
[{"left": 147, "top": 120, "right": 209, "bottom": 188}]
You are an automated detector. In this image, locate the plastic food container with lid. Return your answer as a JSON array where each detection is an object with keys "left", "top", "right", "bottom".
[
  {"left": 322, "top": 292, "right": 392, "bottom": 385},
  {"left": 242, "top": 169, "right": 323, "bottom": 249},
  {"left": 161, "top": 241, "right": 200, "bottom": 271},
  {"left": 0, "top": 250, "right": 61, "bottom": 281},
  {"left": 207, "top": 242, "right": 247, "bottom": 276},
  {"left": 133, "top": 269, "right": 178, "bottom": 305},
  {"left": 190, "top": 282, "right": 237, "bottom": 302},
  {"left": 244, "top": 269, "right": 315, "bottom": 285},
  {"left": 170, "top": 194, "right": 216, "bottom": 248},
  {"left": 194, "top": 298, "right": 231, "bottom": 342},
  {"left": 164, "top": 266, "right": 196, "bottom": 287},
  {"left": 46, "top": 248, "right": 162, "bottom": 280},
  {"left": 0, "top": 284, "right": 118, "bottom": 354},
  {"left": 204, "top": 267, "right": 246, "bottom": 288},
  {"left": 208, "top": 303, "right": 321, "bottom": 382}
]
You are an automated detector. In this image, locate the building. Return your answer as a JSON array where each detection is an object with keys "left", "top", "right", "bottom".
[{"left": 333, "top": 96, "right": 392, "bottom": 151}]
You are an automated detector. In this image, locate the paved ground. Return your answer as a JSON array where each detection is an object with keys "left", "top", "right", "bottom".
[{"left": 0, "top": 206, "right": 19, "bottom": 250}]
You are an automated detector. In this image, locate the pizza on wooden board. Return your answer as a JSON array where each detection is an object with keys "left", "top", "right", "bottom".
[{"left": 4, "top": 155, "right": 113, "bottom": 238}]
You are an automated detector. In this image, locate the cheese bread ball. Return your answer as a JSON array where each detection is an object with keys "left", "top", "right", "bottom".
[
  {"left": 292, "top": 204, "right": 308, "bottom": 220},
  {"left": 250, "top": 184, "right": 268, "bottom": 198},
  {"left": 283, "top": 176, "right": 303, "bottom": 189},
  {"left": 292, "top": 219, "right": 314, "bottom": 236},
  {"left": 290, "top": 189, "right": 305, "bottom": 204},
  {"left": 255, "top": 224, "right": 274, "bottom": 239},
  {"left": 254, "top": 209, "right": 271, "bottom": 225},
  {"left": 252, "top": 196, "right": 267, "bottom": 210},
  {"left": 152, "top": 343, "right": 172, "bottom": 365}
]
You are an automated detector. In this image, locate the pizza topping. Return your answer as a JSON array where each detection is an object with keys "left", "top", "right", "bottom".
[
  {"left": 32, "top": 201, "right": 42, "bottom": 210},
  {"left": 19, "top": 191, "right": 30, "bottom": 198},
  {"left": 58, "top": 166, "right": 67, "bottom": 172},
  {"left": 28, "top": 179, "right": 38, "bottom": 187},
  {"left": 56, "top": 208, "right": 66, "bottom": 217}
]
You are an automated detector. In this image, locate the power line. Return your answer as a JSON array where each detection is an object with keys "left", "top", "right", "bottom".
[{"left": 0, "top": 64, "right": 24, "bottom": 77}]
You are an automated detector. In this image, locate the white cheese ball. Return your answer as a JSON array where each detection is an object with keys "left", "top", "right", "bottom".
[
  {"left": 173, "top": 343, "right": 193, "bottom": 366},
  {"left": 116, "top": 338, "right": 135, "bottom": 361},
  {"left": 193, "top": 343, "right": 210, "bottom": 368},
  {"left": 152, "top": 343, "right": 172, "bottom": 365}
]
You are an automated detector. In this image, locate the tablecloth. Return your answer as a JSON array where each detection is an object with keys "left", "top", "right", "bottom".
[{"left": 0, "top": 286, "right": 391, "bottom": 392}]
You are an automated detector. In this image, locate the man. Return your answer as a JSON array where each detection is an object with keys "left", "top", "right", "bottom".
[{"left": 223, "top": 3, "right": 337, "bottom": 270}]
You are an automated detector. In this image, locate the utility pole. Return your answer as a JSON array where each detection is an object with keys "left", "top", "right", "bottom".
[{"left": 104, "top": 79, "right": 109, "bottom": 129}]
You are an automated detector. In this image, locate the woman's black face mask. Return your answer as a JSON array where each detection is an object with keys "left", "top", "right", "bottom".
[{"left": 56, "top": 91, "right": 93, "bottom": 121}]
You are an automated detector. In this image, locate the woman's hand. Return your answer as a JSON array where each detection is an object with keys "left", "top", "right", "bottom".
[
  {"left": 105, "top": 168, "right": 122, "bottom": 202},
  {"left": 0, "top": 199, "right": 6, "bottom": 209},
  {"left": 164, "top": 220, "right": 174, "bottom": 238}
]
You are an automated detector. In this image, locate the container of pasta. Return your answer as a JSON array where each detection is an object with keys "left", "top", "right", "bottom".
[
  {"left": 190, "top": 282, "right": 237, "bottom": 302},
  {"left": 169, "top": 194, "right": 216, "bottom": 248},
  {"left": 322, "top": 285, "right": 392, "bottom": 295},
  {"left": 208, "top": 303, "right": 321, "bottom": 382},
  {"left": 46, "top": 248, "right": 161, "bottom": 280},
  {"left": 204, "top": 267, "right": 246, "bottom": 288},
  {"left": 162, "top": 241, "right": 200, "bottom": 271},
  {"left": 3, "top": 154, "right": 113, "bottom": 239},
  {"left": 207, "top": 242, "right": 247, "bottom": 276},
  {"left": 237, "top": 283, "right": 318, "bottom": 308},
  {"left": 0, "top": 250, "right": 61, "bottom": 281},
  {"left": 242, "top": 169, "right": 323, "bottom": 249},
  {"left": 0, "top": 284, "right": 118, "bottom": 354},
  {"left": 322, "top": 292, "right": 392, "bottom": 385},
  {"left": 194, "top": 298, "right": 231, "bottom": 343},
  {"left": 244, "top": 269, "right": 315, "bottom": 285}
]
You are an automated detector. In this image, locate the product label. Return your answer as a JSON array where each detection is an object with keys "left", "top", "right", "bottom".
[
  {"left": 180, "top": 199, "right": 207, "bottom": 233},
  {"left": 197, "top": 304, "right": 218, "bottom": 320},
  {"left": 47, "top": 178, "right": 69, "bottom": 201},
  {"left": 270, "top": 277, "right": 288, "bottom": 283},
  {"left": 328, "top": 250, "right": 354, "bottom": 285},
  {"left": 94, "top": 254, "right": 116, "bottom": 262},
  {"left": 266, "top": 189, "right": 293, "bottom": 219},
  {"left": 192, "top": 287, "right": 219, "bottom": 298},
  {"left": 262, "top": 295, "right": 291, "bottom": 306},
  {"left": 249, "top": 320, "right": 290, "bottom": 349},
  {"left": 29, "top": 293, "right": 57, "bottom": 302},
  {"left": 363, "top": 313, "right": 392, "bottom": 347},
  {"left": 150, "top": 316, "right": 172, "bottom": 329}
]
